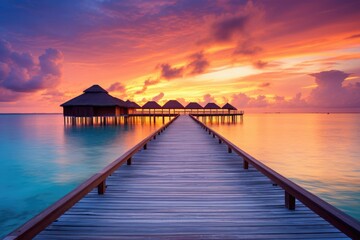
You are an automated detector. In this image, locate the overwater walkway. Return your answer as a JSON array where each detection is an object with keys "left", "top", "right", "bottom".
[{"left": 35, "top": 115, "right": 347, "bottom": 239}]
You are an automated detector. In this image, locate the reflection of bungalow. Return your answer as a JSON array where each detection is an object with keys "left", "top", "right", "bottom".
[
  {"left": 185, "top": 102, "right": 203, "bottom": 114},
  {"left": 142, "top": 101, "right": 162, "bottom": 114},
  {"left": 126, "top": 100, "right": 141, "bottom": 114},
  {"left": 222, "top": 103, "right": 237, "bottom": 114},
  {"left": 162, "top": 100, "right": 184, "bottom": 114},
  {"left": 204, "top": 102, "right": 220, "bottom": 114},
  {"left": 61, "top": 85, "right": 128, "bottom": 117}
]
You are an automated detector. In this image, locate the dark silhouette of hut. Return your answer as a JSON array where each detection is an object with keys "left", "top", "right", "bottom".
[
  {"left": 162, "top": 100, "right": 184, "bottom": 114},
  {"left": 61, "top": 85, "right": 127, "bottom": 117},
  {"left": 126, "top": 100, "right": 141, "bottom": 114},
  {"left": 185, "top": 102, "right": 203, "bottom": 114},
  {"left": 204, "top": 102, "right": 220, "bottom": 114},
  {"left": 222, "top": 103, "right": 237, "bottom": 114},
  {"left": 142, "top": 101, "right": 162, "bottom": 114}
]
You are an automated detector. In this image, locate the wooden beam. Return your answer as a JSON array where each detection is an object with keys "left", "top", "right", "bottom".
[{"left": 97, "top": 180, "right": 106, "bottom": 195}]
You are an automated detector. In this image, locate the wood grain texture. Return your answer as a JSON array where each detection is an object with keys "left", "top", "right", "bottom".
[{"left": 35, "top": 116, "right": 348, "bottom": 239}]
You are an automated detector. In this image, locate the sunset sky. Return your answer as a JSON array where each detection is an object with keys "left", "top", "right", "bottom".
[{"left": 0, "top": 0, "right": 360, "bottom": 113}]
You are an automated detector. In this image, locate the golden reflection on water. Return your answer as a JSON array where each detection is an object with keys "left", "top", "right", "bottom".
[{"left": 205, "top": 113, "right": 360, "bottom": 219}]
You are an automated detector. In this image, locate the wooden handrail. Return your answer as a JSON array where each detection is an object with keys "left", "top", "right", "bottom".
[
  {"left": 190, "top": 114, "right": 360, "bottom": 239},
  {"left": 5, "top": 115, "right": 179, "bottom": 240}
]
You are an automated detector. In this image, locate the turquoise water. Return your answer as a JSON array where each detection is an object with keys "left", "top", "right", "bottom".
[
  {"left": 0, "top": 114, "right": 170, "bottom": 238},
  {"left": 205, "top": 113, "right": 360, "bottom": 221},
  {"left": 1, "top": 113, "right": 359, "bottom": 237}
]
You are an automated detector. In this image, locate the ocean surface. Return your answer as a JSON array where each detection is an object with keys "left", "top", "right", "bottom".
[
  {"left": 204, "top": 113, "right": 360, "bottom": 222},
  {"left": 0, "top": 113, "right": 359, "bottom": 237},
  {"left": 0, "top": 114, "right": 171, "bottom": 238}
]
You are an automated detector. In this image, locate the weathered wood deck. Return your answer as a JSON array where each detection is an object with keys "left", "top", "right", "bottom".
[{"left": 35, "top": 115, "right": 347, "bottom": 239}]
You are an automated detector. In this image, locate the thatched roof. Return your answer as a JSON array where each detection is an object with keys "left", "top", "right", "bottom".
[
  {"left": 61, "top": 84, "right": 127, "bottom": 107},
  {"left": 162, "top": 100, "right": 184, "bottom": 109},
  {"left": 142, "top": 101, "right": 162, "bottom": 109},
  {"left": 126, "top": 100, "right": 141, "bottom": 108},
  {"left": 185, "top": 102, "right": 203, "bottom": 109},
  {"left": 84, "top": 85, "right": 108, "bottom": 93},
  {"left": 222, "top": 103, "right": 237, "bottom": 110},
  {"left": 204, "top": 102, "right": 220, "bottom": 109}
]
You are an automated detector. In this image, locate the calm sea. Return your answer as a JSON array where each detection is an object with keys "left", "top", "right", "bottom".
[
  {"left": 0, "top": 114, "right": 359, "bottom": 237},
  {"left": 0, "top": 114, "right": 171, "bottom": 238},
  {"left": 204, "top": 113, "right": 360, "bottom": 222}
]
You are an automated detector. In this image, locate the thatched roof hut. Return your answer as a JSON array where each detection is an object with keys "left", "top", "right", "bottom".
[
  {"left": 185, "top": 102, "right": 203, "bottom": 109},
  {"left": 162, "top": 100, "right": 184, "bottom": 109},
  {"left": 61, "top": 85, "right": 126, "bottom": 107},
  {"left": 204, "top": 102, "right": 220, "bottom": 109},
  {"left": 142, "top": 101, "right": 162, "bottom": 109},
  {"left": 222, "top": 103, "right": 237, "bottom": 110},
  {"left": 61, "top": 85, "right": 128, "bottom": 117},
  {"left": 126, "top": 100, "right": 141, "bottom": 108}
]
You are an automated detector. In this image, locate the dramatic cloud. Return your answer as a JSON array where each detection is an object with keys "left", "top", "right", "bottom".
[
  {"left": 187, "top": 52, "right": 209, "bottom": 75},
  {"left": 231, "top": 93, "right": 268, "bottom": 108},
  {"left": 200, "top": 93, "right": 216, "bottom": 105},
  {"left": 135, "top": 78, "right": 160, "bottom": 94},
  {"left": 160, "top": 63, "right": 184, "bottom": 80},
  {"left": 253, "top": 60, "right": 268, "bottom": 69},
  {"left": 108, "top": 82, "right": 126, "bottom": 92},
  {"left": 258, "top": 82, "right": 270, "bottom": 88},
  {"left": 308, "top": 70, "right": 360, "bottom": 108},
  {"left": 211, "top": 15, "right": 249, "bottom": 42},
  {"left": 0, "top": 87, "right": 21, "bottom": 102},
  {"left": 152, "top": 92, "right": 164, "bottom": 102},
  {"left": 0, "top": 39, "right": 63, "bottom": 97},
  {"left": 234, "top": 40, "right": 262, "bottom": 55}
]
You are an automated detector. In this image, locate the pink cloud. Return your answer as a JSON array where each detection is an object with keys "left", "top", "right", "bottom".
[
  {"left": 308, "top": 70, "right": 360, "bottom": 108},
  {"left": 152, "top": 92, "right": 164, "bottom": 102}
]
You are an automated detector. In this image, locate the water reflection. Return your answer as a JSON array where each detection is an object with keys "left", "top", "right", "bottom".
[
  {"left": 0, "top": 114, "right": 171, "bottom": 238},
  {"left": 205, "top": 113, "right": 360, "bottom": 220}
]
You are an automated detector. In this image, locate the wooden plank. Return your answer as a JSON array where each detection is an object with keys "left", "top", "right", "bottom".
[{"left": 33, "top": 116, "right": 348, "bottom": 239}]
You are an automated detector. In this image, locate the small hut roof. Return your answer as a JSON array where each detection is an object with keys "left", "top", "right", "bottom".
[
  {"left": 162, "top": 100, "right": 184, "bottom": 109},
  {"left": 222, "top": 103, "right": 237, "bottom": 110},
  {"left": 83, "top": 85, "right": 108, "bottom": 93},
  {"left": 60, "top": 85, "right": 127, "bottom": 107},
  {"left": 204, "top": 102, "right": 220, "bottom": 109},
  {"left": 142, "top": 101, "right": 162, "bottom": 109},
  {"left": 185, "top": 102, "right": 203, "bottom": 109},
  {"left": 126, "top": 100, "right": 141, "bottom": 108}
]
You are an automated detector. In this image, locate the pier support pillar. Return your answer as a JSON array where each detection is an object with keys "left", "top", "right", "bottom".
[
  {"left": 98, "top": 180, "right": 106, "bottom": 195},
  {"left": 285, "top": 191, "right": 296, "bottom": 210},
  {"left": 143, "top": 144, "right": 147, "bottom": 150},
  {"left": 228, "top": 147, "right": 232, "bottom": 153},
  {"left": 243, "top": 160, "right": 249, "bottom": 169},
  {"left": 127, "top": 157, "right": 132, "bottom": 165}
]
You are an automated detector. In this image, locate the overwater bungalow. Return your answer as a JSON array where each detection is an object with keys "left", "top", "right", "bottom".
[
  {"left": 204, "top": 102, "right": 221, "bottom": 114},
  {"left": 185, "top": 102, "right": 203, "bottom": 114},
  {"left": 162, "top": 100, "right": 184, "bottom": 114},
  {"left": 61, "top": 85, "right": 127, "bottom": 117},
  {"left": 126, "top": 100, "right": 141, "bottom": 114},
  {"left": 222, "top": 102, "right": 237, "bottom": 114},
  {"left": 142, "top": 101, "right": 162, "bottom": 115}
]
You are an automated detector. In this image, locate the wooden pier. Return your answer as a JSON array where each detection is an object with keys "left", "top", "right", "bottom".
[{"left": 6, "top": 116, "right": 360, "bottom": 239}]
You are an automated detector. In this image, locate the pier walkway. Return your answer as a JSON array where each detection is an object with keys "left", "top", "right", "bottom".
[{"left": 33, "top": 115, "right": 348, "bottom": 239}]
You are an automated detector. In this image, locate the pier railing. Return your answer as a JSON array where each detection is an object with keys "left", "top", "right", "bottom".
[
  {"left": 5, "top": 115, "right": 179, "bottom": 240},
  {"left": 190, "top": 115, "right": 360, "bottom": 239}
]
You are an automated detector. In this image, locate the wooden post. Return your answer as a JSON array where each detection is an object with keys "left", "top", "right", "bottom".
[
  {"left": 243, "top": 160, "right": 249, "bottom": 169},
  {"left": 153, "top": 135, "right": 156, "bottom": 140},
  {"left": 98, "top": 180, "right": 106, "bottom": 195},
  {"left": 285, "top": 191, "right": 296, "bottom": 210},
  {"left": 143, "top": 143, "right": 147, "bottom": 150},
  {"left": 213, "top": 133, "right": 215, "bottom": 138},
  {"left": 127, "top": 157, "right": 132, "bottom": 165},
  {"left": 219, "top": 139, "right": 222, "bottom": 144},
  {"left": 228, "top": 147, "right": 232, "bottom": 153}
]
